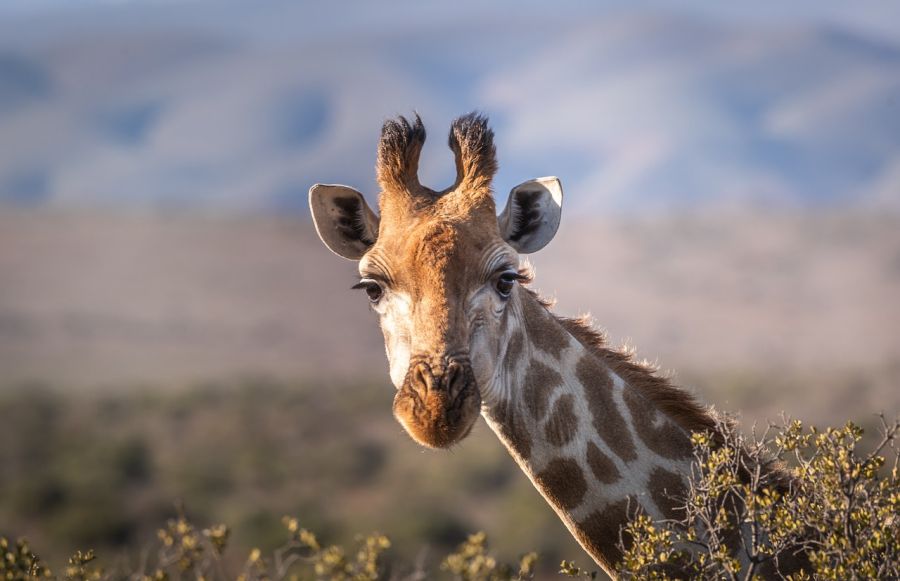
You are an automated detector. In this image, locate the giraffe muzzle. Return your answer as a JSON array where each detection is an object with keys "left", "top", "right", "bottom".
[{"left": 392, "top": 357, "right": 482, "bottom": 449}]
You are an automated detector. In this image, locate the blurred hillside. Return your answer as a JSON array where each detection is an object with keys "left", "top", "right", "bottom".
[
  {"left": 0, "top": 378, "right": 582, "bottom": 578},
  {"left": 1, "top": 209, "right": 898, "bottom": 427},
  {"left": 1, "top": 0, "right": 899, "bottom": 212}
]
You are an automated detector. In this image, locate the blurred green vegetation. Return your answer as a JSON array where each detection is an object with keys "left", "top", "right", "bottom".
[
  {"left": 1, "top": 368, "right": 895, "bottom": 579},
  {"left": 0, "top": 378, "right": 584, "bottom": 578}
]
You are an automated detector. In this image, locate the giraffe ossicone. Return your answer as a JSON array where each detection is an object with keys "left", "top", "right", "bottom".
[{"left": 309, "top": 113, "right": 799, "bottom": 578}]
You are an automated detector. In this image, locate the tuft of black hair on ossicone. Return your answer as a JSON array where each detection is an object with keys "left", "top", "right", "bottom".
[
  {"left": 448, "top": 112, "right": 497, "bottom": 192},
  {"left": 376, "top": 114, "right": 427, "bottom": 193}
]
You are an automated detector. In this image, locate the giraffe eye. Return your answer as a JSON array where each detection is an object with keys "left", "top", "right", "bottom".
[
  {"left": 495, "top": 272, "right": 517, "bottom": 299},
  {"left": 352, "top": 280, "right": 384, "bottom": 303}
]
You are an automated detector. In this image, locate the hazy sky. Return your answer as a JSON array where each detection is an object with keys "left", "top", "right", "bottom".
[{"left": 2, "top": 0, "right": 899, "bottom": 42}]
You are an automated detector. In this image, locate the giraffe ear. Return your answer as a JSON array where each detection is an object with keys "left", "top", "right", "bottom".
[
  {"left": 498, "top": 177, "right": 563, "bottom": 253},
  {"left": 309, "top": 184, "right": 380, "bottom": 260}
]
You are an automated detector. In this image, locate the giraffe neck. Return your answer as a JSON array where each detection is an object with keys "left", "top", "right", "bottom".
[{"left": 479, "top": 290, "right": 696, "bottom": 576}]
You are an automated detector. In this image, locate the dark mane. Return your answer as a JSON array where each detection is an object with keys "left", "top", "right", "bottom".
[
  {"left": 523, "top": 285, "right": 798, "bottom": 492},
  {"left": 523, "top": 286, "right": 722, "bottom": 439},
  {"left": 559, "top": 313, "right": 722, "bottom": 437}
]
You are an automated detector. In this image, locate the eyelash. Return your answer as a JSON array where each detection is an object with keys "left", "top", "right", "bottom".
[
  {"left": 352, "top": 278, "right": 384, "bottom": 303},
  {"left": 494, "top": 269, "right": 525, "bottom": 299}
]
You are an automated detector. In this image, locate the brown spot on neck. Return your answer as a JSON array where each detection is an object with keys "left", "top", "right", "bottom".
[
  {"left": 586, "top": 441, "right": 621, "bottom": 485},
  {"left": 647, "top": 467, "right": 687, "bottom": 520},
  {"left": 576, "top": 354, "right": 637, "bottom": 463},
  {"left": 534, "top": 457, "right": 588, "bottom": 510},
  {"left": 504, "top": 329, "right": 525, "bottom": 371},
  {"left": 522, "top": 360, "right": 563, "bottom": 421},
  {"left": 490, "top": 400, "right": 532, "bottom": 462},
  {"left": 623, "top": 388, "right": 693, "bottom": 460},
  {"left": 576, "top": 497, "right": 639, "bottom": 572},
  {"left": 544, "top": 394, "right": 578, "bottom": 447},
  {"left": 522, "top": 294, "right": 569, "bottom": 358}
]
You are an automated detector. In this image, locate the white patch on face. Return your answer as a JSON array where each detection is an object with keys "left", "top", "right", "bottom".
[{"left": 376, "top": 291, "right": 414, "bottom": 389}]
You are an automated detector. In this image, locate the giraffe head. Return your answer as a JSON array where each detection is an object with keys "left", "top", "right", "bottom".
[{"left": 310, "top": 113, "right": 563, "bottom": 449}]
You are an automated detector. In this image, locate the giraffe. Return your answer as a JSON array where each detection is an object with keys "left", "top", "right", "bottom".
[{"left": 309, "top": 113, "right": 798, "bottom": 578}]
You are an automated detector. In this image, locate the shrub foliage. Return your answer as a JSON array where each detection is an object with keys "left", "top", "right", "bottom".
[
  {"left": 2, "top": 416, "right": 897, "bottom": 580},
  {"left": 615, "top": 415, "right": 899, "bottom": 580}
]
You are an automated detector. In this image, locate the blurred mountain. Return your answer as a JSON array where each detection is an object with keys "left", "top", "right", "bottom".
[
  {"left": 0, "top": 1, "right": 898, "bottom": 213},
  {"left": 2, "top": 209, "right": 899, "bottom": 397}
]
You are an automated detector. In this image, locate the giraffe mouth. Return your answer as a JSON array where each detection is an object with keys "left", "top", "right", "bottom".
[{"left": 392, "top": 359, "right": 482, "bottom": 449}]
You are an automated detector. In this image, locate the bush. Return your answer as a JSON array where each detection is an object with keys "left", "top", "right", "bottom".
[
  {"left": 1, "top": 514, "right": 535, "bottom": 581},
  {"left": 3, "top": 415, "right": 897, "bottom": 580},
  {"left": 614, "top": 415, "right": 899, "bottom": 580}
]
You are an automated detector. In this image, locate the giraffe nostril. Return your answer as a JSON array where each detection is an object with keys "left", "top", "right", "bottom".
[
  {"left": 444, "top": 360, "right": 469, "bottom": 398},
  {"left": 405, "top": 358, "right": 473, "bottom": 399},
  {"left": 410, "top": 362, "right": 433, "bottom": 395}
]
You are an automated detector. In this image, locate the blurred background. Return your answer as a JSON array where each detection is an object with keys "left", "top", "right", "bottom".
[{"left": 1, "top": 0, "right": 898, "bottom": 577}]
